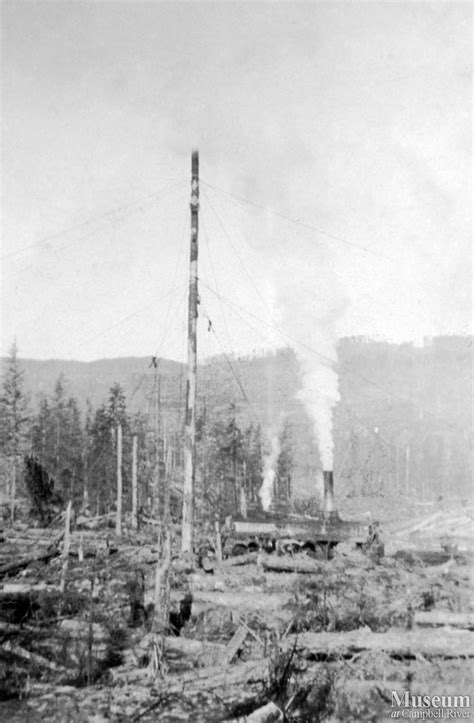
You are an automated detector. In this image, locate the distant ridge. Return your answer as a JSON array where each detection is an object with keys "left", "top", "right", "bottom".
[
  {"left": 3, "top": 355, "right": 184, "bottom": 413},
  {"left": 2, "top": 336, "right": 471, "bottom": 506}
]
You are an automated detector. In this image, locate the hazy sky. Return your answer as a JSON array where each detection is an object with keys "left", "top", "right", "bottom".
[{"left": 1, "top": 1, "right": 472, "bottom": 362}]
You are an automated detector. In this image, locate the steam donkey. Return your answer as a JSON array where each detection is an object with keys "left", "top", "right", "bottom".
[{"left": 221, "top": 470, "right": 368, "bottom": 559}]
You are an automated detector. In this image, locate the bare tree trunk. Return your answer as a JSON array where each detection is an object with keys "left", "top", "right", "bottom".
[
  {"left": 394, "top": 445, "right": 399, "bottom": 493},
  {"left": 60, "top": 501, "right": 72, "bottom": 593},
  {"left": 154, "top": 436, "right": 171, "bottom": 635},
  {"left": 132, "top": 435, "right": 138, "bottom": 531},
  {"left": 10, "top": 458, "right": 16, "bottom": 526},
  {"left": 154, "top": 526, "right": 171, "bottom": 632},
  {"left": 153, "top": 375, "right": 161, "bottom": 519},
  {"left": 405, "top": 444, "right": 410, "bottom": 495},
  {"left": 215, "top": 517, "right": 223, "bottom": 563},
  {"left": 116, "top": 424, "right": 122, "bottom": 536},
  {"left": 151, "top": 516, "right": 171, "bottom": 679}
]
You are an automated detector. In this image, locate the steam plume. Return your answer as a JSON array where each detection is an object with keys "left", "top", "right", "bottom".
[
  {"left": 277, "top": 256, "right": 345, "bottom": 474},
  {"left": 259, "top": 433, "right": 280, "bottom": 512},
  {"left": 297, "top": 331, "right": 340, "bottom": 470}
]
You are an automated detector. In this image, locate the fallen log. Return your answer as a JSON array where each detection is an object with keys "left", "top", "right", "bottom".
[
  {"left": 0, "top": 620, "right": 56, "bottom": 634},
  {"left": 76, "top": 512, "right": 115, "bottom": 529},
  {"left": 160, "top": 657, "right": 269, "bottom": 691},
  {"left": 0, "top": 531, "right": 64, "bottom": 579},
  {"left": 110, "top": 656, "right": 269, "bottom": 689},
  {"left": 223, "top": 626, "right": 249, "bottom": 665},
  {"left": 393, "top": 512, "right": 444, "bottom": 537},
  {"left": 393, "top": 549, "right": 467, "bottom": 566},
  {"left": 163, "top": 635, "right": 225, "bottom": 659},
  {"left": 2, "top": 640, "right": 68, "bottom": 673},
  {"left": 282, "top": 628, "right": 474, "bottom": 659},
  {"left": 191, "top": 590, "right": 292, "bottom": 614},
  {"left": 223, "top": 553, "right": 258, "bottom": 568},
  {"left": 1, "top": 582, "right": 59, "bottom": 594},
  {"left": 59, "top": 619, "right": 108, "bottom": 641},
  {"left": 261, "top": 555, "right": 321, "bottom": 574},
  {"left": 110, "top": 634, "right": 226, "bottom": 681},
  {"left": 4, "top": 527, "right": 60, "bottom": 539},
  {"left": 0, "top": 617, "right": 108, "bottom": 645},
  {"left": 29, "top": 668, "right": 268, "bottom": 723},
  {"left": 243, "top": 702, "right": 284, "bottom": 723},
  {"left": 131, "top": 632, "right": 225, "bottom": 659},
  {"left": 0, "top": 536, "right": 54, "bottom": 547},
  {"left": 414, "top": 611, "right": 474, "bottom": 630}
]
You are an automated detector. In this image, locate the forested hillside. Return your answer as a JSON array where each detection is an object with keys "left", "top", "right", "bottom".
[{"left": 1, "top": 335, "right": 472, "bottom": 520}]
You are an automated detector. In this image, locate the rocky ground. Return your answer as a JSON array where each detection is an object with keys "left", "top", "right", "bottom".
[{"left": 0, "top": 519, "right": 473, "bottom": 722}]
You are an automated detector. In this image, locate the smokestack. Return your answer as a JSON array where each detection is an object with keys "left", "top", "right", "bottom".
[{"left": 323, "top": 470, "right": 336, "bottom": 516}]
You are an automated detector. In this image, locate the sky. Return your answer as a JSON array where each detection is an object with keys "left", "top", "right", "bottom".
[{"left": 1, "top": 0, "right": 472, "bottom": 363}]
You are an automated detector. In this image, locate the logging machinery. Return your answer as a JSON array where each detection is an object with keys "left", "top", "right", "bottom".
[
  {"left": 221, "top": 511, "right": 367, "bottom": 559},
  {"left": 219, "top": 471, "right": 369, "bottom": 560}
]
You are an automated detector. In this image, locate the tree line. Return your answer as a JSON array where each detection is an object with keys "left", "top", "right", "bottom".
[{"left": 0, "top": 343, "right": 293, "bottom": 525}]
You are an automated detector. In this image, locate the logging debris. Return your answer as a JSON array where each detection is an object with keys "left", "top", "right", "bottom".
[{"left": 0, "top": 521, "right": 472, "bottom": 722}]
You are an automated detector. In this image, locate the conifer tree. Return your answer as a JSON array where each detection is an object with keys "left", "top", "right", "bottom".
[
  {"left": 107, "top": 383, "right": 128, "bottom": 429},
  {"left": 86, "top": 383, "right": 131, "bottom": 514},
  {"left": 31, "top": 376, "right": 84, "bottom": 506},
  {"left": 87, "top": 404, "right": 113, "bottom": 514},
  {"left": 0, "top": 342, "right": 29, "bottom": 520},
  {"left": 0, "top": 341, "right": 29, "bottom": 455},
  {"left": 31, "top": 395, "right": 53, "bottom": 469},
  {"left": 198, "top": 406, "right": 245, "bottom": 517}
]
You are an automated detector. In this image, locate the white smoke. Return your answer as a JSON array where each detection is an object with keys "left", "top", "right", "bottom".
[
  {"left": 276, "top": 254, "right": 346, "bottom": 474},
  {"left": 297, "top": 329, "right": 340, "bottom": 470},
  {"left": 259, "top": 433, "right": 280, "bottom": 512}
]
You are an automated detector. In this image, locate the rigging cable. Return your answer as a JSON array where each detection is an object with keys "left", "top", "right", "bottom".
[
  {"left": 200, "top": 300, "right": 261, "bottom": 426},
  {"left": 200, "top": 280, "right": 462, "bottom": 431},
  {"left": 2, "top": 178, "right": 187, "bottom": 263},
  {"left": 9, "top": 181, "right": 187, "bottom": 289},
  {"left": 202, "top": 188, "right": 275, "bottom": 320},
  {"left": 200, "top": 205, "right": 236, "bottom": 357},
  {"left": 201, "top": 179, "right": 394, "bottom": 262}
]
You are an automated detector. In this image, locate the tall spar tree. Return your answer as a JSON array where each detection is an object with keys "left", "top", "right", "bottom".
[{"left": 0, "top": 342, "right": 29, "bottom": 522}]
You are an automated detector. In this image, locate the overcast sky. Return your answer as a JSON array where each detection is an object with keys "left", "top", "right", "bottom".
[{"left": 1, "top": 1, "right": 471, "bottom": 362}]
